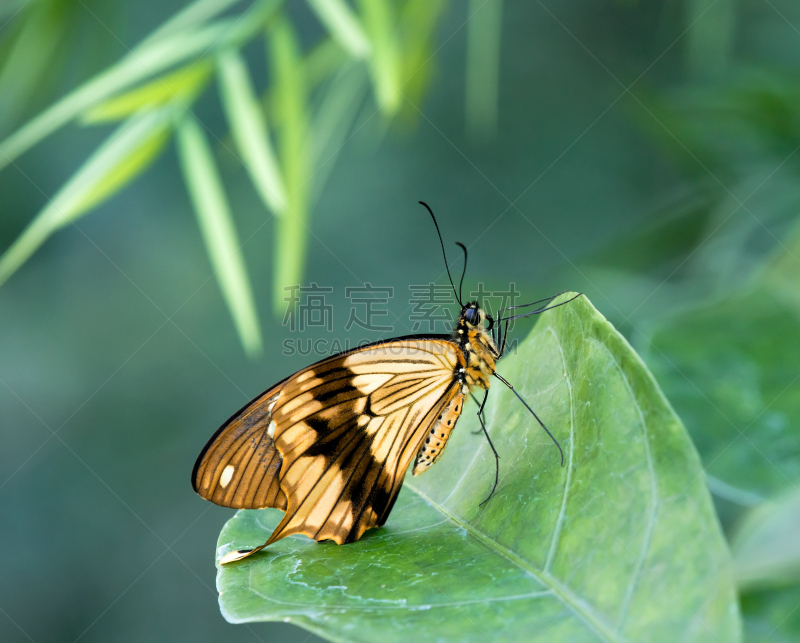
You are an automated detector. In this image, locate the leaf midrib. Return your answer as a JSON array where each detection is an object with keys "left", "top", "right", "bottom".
[{"left": 405, "top": 482, "right": 628, "bottom": 643}]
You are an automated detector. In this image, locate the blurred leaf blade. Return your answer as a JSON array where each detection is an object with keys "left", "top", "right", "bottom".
[
  {"left": 268, "top": 15, "right": 310, "bottom": 313},
  {"left": 135, "top": 0, "right": 243, "bottom": 50},
  {"left": 0, "top": 2, "right": 278, "bottom": 170},
  {"left": 0, "top": 108, "right": 174, "bottom": 286},
  {"left": 217, "top": 48, "right": 287, "bottom": 216},
  {"left": 306, "top": 0, "right": 371, "bottom": 59},
  {"left": 308, "top": 62, "right": 367, "bottom": 204},
  {"left": 176, "top": 115, "right": 263, "bottom": 357},
  {"left": 356, "top": 0, "right": 401, "bottom": 116},
  {"left": 216, "top": 295, "right": 740, "bottom": 642},
  {"left": 396, "top": 0, "right": 448, "bottom": 120},
  {"left": 465, "top": 0, "right": 502, "bottom": 142},
  {"left": 0, "top": 0, "right": 68, "bottom": 134},
  {"left": 732, "top": 488, "right": 800, "bottom": 590},
  {"left": 639, "top": 222, "right": 800, "bottom": 501},
  {"left": 82, "top": 61, "right": 213, "bottom": 124}
]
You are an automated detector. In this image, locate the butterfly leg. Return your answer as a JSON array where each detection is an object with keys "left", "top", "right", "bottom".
[
  {"left": 473, "top": 389, "right": 500, "bottom": 507},
  {"left": 470, "top": 391, "right": 487, "bottom": 435},
  {"left": 494, "top": 372, "right": 564, "bottom": 466}
]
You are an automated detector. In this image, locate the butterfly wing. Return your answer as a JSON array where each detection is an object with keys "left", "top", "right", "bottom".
[
  {"left": 192, "top": 386, "right": 288, "bottom": 510},
  {"left": 194, "top": 336, "right": 466, "bottom": 564}
]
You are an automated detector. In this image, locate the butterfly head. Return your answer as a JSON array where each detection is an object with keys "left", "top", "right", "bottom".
[{"left": 461, "top": 302, "right": 494, "bottom": 331}]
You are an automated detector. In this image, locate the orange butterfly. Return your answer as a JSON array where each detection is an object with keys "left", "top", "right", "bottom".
[{"left": 192, "top": 202, "right": 579, "bottom": 564}]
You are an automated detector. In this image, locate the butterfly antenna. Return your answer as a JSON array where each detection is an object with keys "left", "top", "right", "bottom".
[
  {"left": 419, "top": 201, "right": 461, "bottom": 306},
  {"left": 494, "top": 372, "right": 565, "bottom": 466},
  {"left": 497, "top": 293, "right": 583, "bottom": 324},
  {"left": 455, "top": 242, "right": 468, "bottom": 305}
]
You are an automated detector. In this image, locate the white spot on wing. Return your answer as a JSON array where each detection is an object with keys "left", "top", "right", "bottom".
[{"left": 220, "top": 465, "right": 235, "bottom": 488}]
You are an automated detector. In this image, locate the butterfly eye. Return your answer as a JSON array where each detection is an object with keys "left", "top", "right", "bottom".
[{"left": 464, "top": 307, "right": 479, "bottom": 324}]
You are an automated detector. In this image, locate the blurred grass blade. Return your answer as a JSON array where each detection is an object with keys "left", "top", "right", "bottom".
[
  {"left": 397, "top": 0, "right": 448, "bottom": 119},
  {"left": 356, "top": 0, "right": 401, "bottom": 116},
  {"left": 268, "top": 15, "right": 310, "bottom": 313},
  {"left": 0, "top": 108, "right": 174, "bottom": 286},
  {"left": 304, "top": 39, "right": 348, "bottom": 90},
  {"left": 176, "top": 115, "right": 263, "bottom": 357},
  {"left": 685, "top": 0, "right": 736, "bottom": 78},
  {"left": 308, "top": 63, "right": 367, "bottom": 205},
  {"left": 0, "top": 2, "right": 279, "bottom": 171},
  {"left": 0, "top": 0, "right": 67, "bottom": 134},
  {"left": 0, "top": 0, "right": 29, "bottom": 21},
  {"left": 82, "top": 61, "right": 213, "bottom": 123},
  {"left": 217, "top": 49, "right": 287, "bottom": 215},
  {"left": 306, "top": 0, "right": 371, "bottom": 59},
  {"left": 465, "top": 0, "right": 502, "bottom": 143},
  {"left": 135, "top": 0, "right": 242, "bottom": 50}
]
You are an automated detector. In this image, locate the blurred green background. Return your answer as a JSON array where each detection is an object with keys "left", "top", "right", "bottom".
[{"left": 2, "top": 0, "right": 800, "bottom": 641}]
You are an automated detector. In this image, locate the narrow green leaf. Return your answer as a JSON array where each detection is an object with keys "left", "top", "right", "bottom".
[
  {"left": 0, "top": 0, "right": 67, "bottom": 134},
  {"left": 304, "top": 39, "right": 348, "bottom": 90},
  {"left": 176, "top": 115, "right": 263, "bottom": 357},
  {"left": 306, "top": 0, "right": 371, "bottom": 59},
  {"left": 465, "top": 0, "right": 502, "bottom": 142},
  {"left": 732, "top": 488, "right": 800, "bottom": 590},
  {"left": 396, "top": 0, "right": 448, "bottom": 119},
  {"left": 215, "top": 294, "right": 740, "bottom": 642},
  {"left": 684, "top": 0, "right": 736, "bottom": 78},
  {"left": 308, "top": 63, "right": 367, "bottom": 205},
  {"left": 134, "top": 0, "right": 243, "bottom": 51},
  {"left": 267, "top": 16, "right": 310, "bottom": 313},
  {"left": 356, "top": 0, "right": 401, "bottom": 115},
  {"left": 82, "top": 61, "right": 213, "bottom": 124},
  {"left": 0, "top": 108, "right": 174, "bottom": 286},
  {"left": 217, "top": 49, "right": 287, "bottom": 215},
  {"left": 0, "top": 1, "right": 279, "bottom": 171}
]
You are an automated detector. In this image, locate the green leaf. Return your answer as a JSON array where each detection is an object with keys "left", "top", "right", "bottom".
[
  {"left": 175, "top": 115, "right": 263, "bottom": 357},
  {"left": 0, "top": 0, "right": 68, "bottom": 134},
  {"left": 741, "top": 585, "right": 800, "bottom": 643},
  {"left": 134, "top": 0, "right": 243, "bottom": 50},
  {"left": 0, "top": 1, "right": 278, "bottom": 170},
  {"left": 267, "top": 16, "right": 310, "bottom": 313},
  {"left": 0, "top": 108, "right": 174, "bottom": 286},
  {"left": 732, "top": 488, "right": 800, "bottom": 590},
  {"left": 396, "top": 0, "right": 448, "bottom": 121},
  {"left": 82, "top": 61, "right": 213, "bottom": 123},
  {"left": 640, "top": 223, "right": 800, "bottom": 501},
  {"left": 306, "top": 0, "right": 371, "bottom": 59},
  {"left": 356, "top": 0, "right": 401, "bottom": 116},
  {"left": 214, "top": 294, "right": 740, "bottom": 642},
  {"left": 217, "top": 49, "right": 287, "bottom": 216},
  {"left": 307, "top": 63, "right": 367, "bottom": 205},
  {"left": 464, "top": 0, "right": 502, "bottom": 142}
]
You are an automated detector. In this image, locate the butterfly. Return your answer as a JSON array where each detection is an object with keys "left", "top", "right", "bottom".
[{"left": 192, "top": 202, "right": 581, "bottom": 564}]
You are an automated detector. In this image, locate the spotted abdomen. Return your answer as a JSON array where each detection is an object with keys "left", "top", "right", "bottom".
[{"left": 412, "top": 391, "right": 465, "bottom": 476}]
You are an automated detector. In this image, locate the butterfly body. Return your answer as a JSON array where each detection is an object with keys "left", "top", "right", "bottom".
[{"left": 456, "top": 305, "right": 499, "bottom": 392}]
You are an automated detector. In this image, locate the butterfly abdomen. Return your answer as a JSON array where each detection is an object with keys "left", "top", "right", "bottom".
[{"left": 412, "top": 390, "right": 465, "bottom": 476}]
